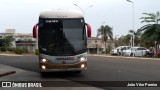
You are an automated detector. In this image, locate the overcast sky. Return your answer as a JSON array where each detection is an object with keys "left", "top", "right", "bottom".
[{"left": 0, "top": 0, "right": 160, "bottom": 37}]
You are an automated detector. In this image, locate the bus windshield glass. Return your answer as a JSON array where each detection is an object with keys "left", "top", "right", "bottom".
[{"left": 38, "top": 18, "right": 87, "bottom": 56}]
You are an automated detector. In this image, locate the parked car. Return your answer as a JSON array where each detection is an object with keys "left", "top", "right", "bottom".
[
  {"left": 110, "top": 46, "right": 131, "bottom": 55},
  {"left": 124, "top": 47, "right": 151, "bottom": 56}
]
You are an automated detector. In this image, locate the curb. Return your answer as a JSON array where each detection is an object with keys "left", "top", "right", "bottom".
[
  {"left": 0, "top": 54, "right": 35, "bottom": 56},
  {"left": 0, "top": 71, "right": 16, "bottom": 77},
  {"left": 88, "top": 54, "right": 160, "bottom": 61},
  {"left": 0, "top": 54, "right": 23, "bottom": 56}
]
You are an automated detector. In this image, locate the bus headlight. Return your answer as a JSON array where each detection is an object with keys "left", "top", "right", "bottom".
[
  {"left": 41, "top": 65, "right": 46, "bottom": 69},
  {"left": 41, "top": 58, "right": 47, "bottom": 63},
  {"left": 80, "top": 57, "right": 87, "bottom": 62}
]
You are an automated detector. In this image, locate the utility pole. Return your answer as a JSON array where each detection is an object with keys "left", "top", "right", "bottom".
[{"left": 126, "top": 0, "right": 134, "bottom": 48}]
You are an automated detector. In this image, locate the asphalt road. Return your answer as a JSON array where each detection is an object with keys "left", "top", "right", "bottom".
[{"left": 0, "top": 55, "right": 160, "bottom": 90}]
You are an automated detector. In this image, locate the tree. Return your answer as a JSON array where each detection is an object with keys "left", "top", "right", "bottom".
[
  {"left": 0, "top": 36, "right": 14, "bottom": 47},
  {"left": 140, "top": 11, "right": 160, "bottom": 54},
  {"left": 4, "top": 36, "right": 14, "bottom": 47},
  {"left": 140, "top": 24, "right": 160, "bottom": 48},
  {"left": 140, "top": 12, "right": 160, "bottom": 24},
  {"left": 0, "top": 36, "right": 14, "bottom": 52},
  {"left": 128, "top": 29, "right": 142, "bottom": 46},
  {"left": 116, "top": 35, "right": 131, "bottom": 46},
  {"left": 97, "top": 25, "right": 113, "bottom": 54}
]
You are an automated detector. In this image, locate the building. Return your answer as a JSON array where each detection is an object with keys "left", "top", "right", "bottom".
[
  {"left": 5, "top": 29, "right": 16, "bottom": 34},
  {"left": 0, "top": 29, "right": 36, "bottom": 53},
  {"left": 15, "top": 33, "right": 36, "bottom": 53},
  {"left": 87, "top": 37, "right": 115, "bottom": 54},
  {"left": 87, "top": 37, "right": 101, "bottom": 54}
]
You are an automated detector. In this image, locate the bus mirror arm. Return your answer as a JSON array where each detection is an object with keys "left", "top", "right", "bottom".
[
  {"left": 85, "top": 23, "right": 91, "bottom": 37},
  {"left": 33, "top": 23, "right": 38, "bottom": 38}
]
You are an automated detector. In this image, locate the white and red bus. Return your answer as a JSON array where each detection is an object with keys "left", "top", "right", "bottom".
[{"left": 33, "top": 10, "right": 91, "bottom": 75}]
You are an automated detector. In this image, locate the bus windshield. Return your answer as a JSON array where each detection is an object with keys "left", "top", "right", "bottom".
[{"left": 38, "top": 18, "right": 87, "bottom": 56}]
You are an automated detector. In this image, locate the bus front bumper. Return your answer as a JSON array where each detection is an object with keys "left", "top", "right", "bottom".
[
  {"left": 40, "top": 67, "right": 87, "bottom": 72},
  {"left": 40, "top": 62, "right": 87, "bottom": 72}
]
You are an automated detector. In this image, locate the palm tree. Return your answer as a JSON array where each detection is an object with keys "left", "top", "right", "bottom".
[
  {"left": 140, "top": 11, "right": 160, "bottom": 54},
  {"left": 140, "top": 12, "right": 160, "bottom": 24},
  {"left": 97, "top": 25, "right": 113, "bottom": 54},
  {"left": 128, "top": 29, "right": 142, "bottom": 46},
  {"left": 140, "top": 24, "right": 160, "bottom": 47}
]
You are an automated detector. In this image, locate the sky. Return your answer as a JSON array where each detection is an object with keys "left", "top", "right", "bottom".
[{"left": 0, "top": 0, "right": 160, "bottom": 37}]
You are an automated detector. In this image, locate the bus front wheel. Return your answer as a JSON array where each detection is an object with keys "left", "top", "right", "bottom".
[
  {"left": 40, "top": 72, "right": 47, "bottom": 76},
  {"left": 75, "top": 71, "right": 82, "bottom": 73}
]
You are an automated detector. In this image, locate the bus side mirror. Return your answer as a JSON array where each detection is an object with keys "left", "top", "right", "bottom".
[
  {"left": 33, "top": 24, "right": 38, "bottom": 38},
  {"left": 85, "top": 23, "right": 91, "bottom": 37}
]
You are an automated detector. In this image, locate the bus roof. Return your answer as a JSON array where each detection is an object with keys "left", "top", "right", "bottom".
[{"left": 39, "top": 9, "right": 84, "bottom": 18}]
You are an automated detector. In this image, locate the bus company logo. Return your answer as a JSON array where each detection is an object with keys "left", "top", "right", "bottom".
[
  {"left": 56, "top": 57, "right": 75, "bottom": 60},
  {"left": 2, "top": 82, "right": 11, "bottom": 87}
]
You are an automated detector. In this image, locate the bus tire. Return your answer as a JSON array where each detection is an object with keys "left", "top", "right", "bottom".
[
  {"left": 75, "top": 71, "right": 82, "bottom": 73},
  {"left": 40, "top": 72, "right": 47, "bottom": 76}
]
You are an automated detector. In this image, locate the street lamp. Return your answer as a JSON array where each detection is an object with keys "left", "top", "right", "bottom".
[
  {"left": 74, "top": 4, "right": 93, "bottom": 15},
  {"left": 102, "top": 22, "right": 105, "bottom": 53},
  {"left": 126, "top": 0, "right": 134, "bottom": 47},
  {"left": 102, "top": 22, "right": 105, "bottom": 42},
  {"left": 95, "top": 41, "right": 98, "bottom": 54}
]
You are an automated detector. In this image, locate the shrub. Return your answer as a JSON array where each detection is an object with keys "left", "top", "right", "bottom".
[
  {"left": 35, "top": 49, "right": 39, "bottom": 55},
  {"left": 14, "top": 48, "right": 29, "bottom": 54},
  {"left": 22, "top": 48, "right": 28, "bottom": 53},
  {"left": 0, "top": 46, "right": 7, "bottom": 52},
  {"left": 107, "top": 46, "right": 112, "bottom": 54},
  {"left": 155, "top": 50, "right": 160, "bottom": 58},
  {"left": 14, "top": 48, "right": 23, "bottom": 54},
  {"left": 7, "top": 47, "right": 15, "bottom": 52}
]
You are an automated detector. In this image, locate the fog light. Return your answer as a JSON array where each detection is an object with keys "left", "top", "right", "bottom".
[
  {"left": 81, "top": 64, "right": 85, "bottom": 68},
  {"left": 41, "top": 65, "right": 46, "bottom": 69}
]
